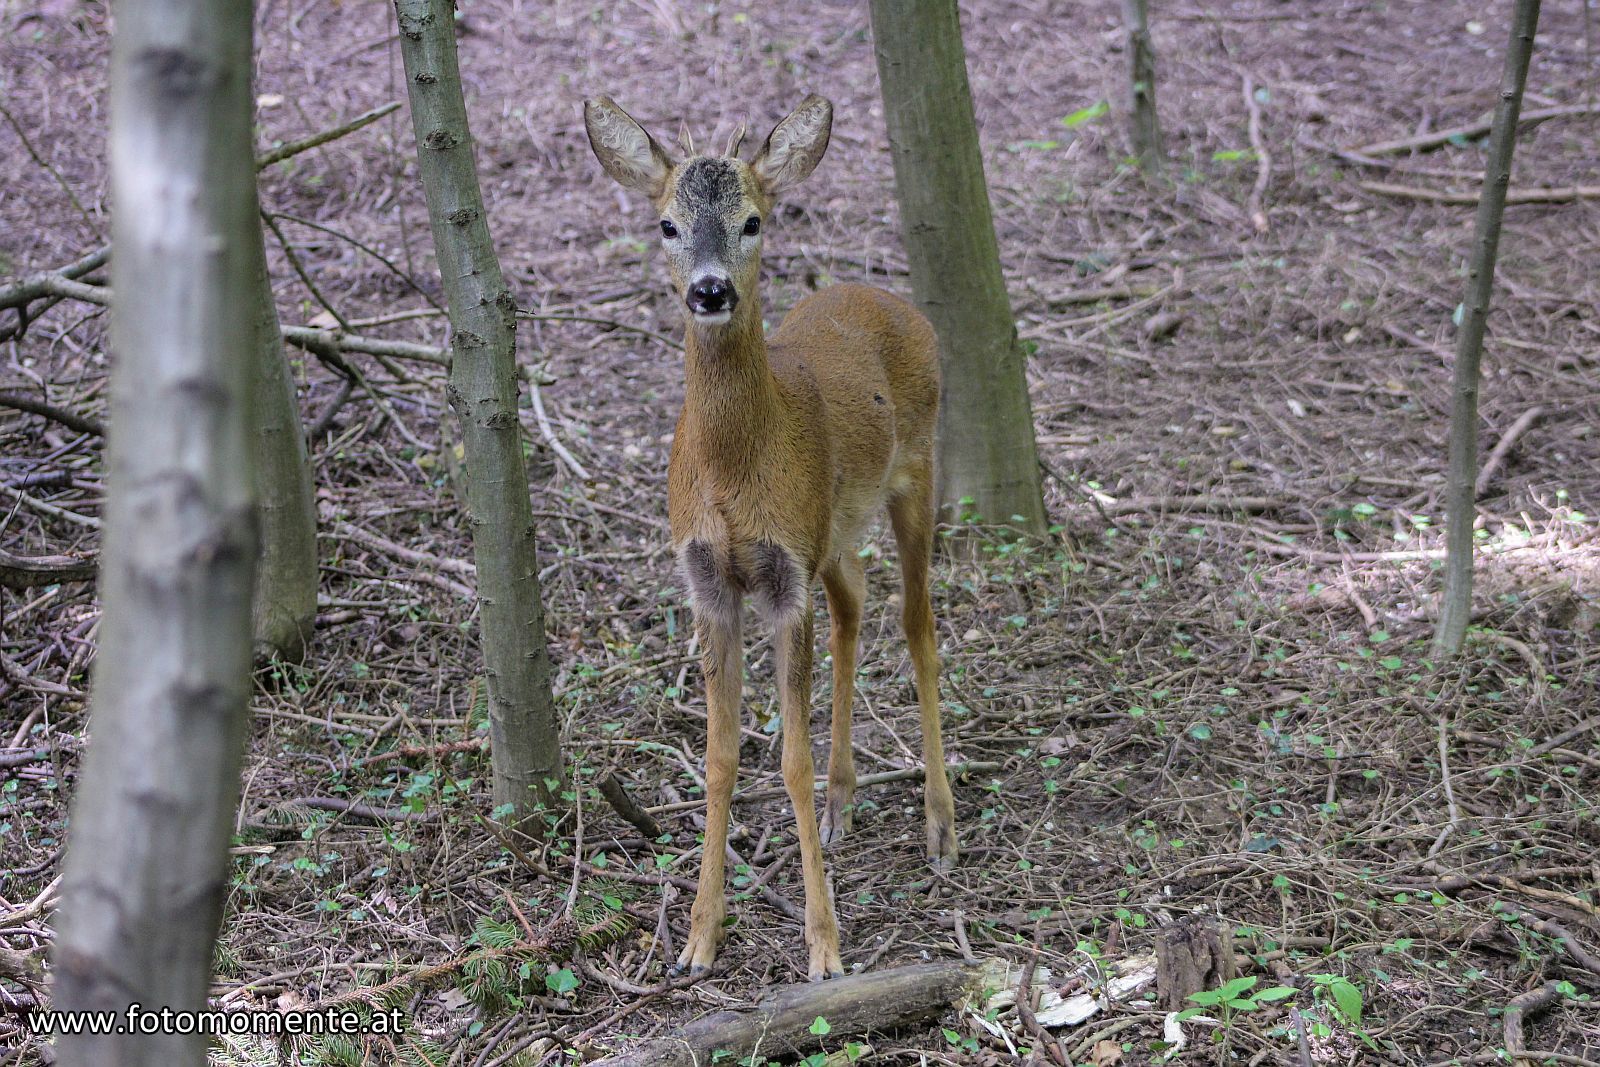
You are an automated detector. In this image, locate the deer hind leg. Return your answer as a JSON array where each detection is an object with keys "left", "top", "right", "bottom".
[
  {"left": 674, "top": 569, "right": 743, "bottom": 976},
  {"left": 818, "top": 552, "right": 864, "bottom": 848},
  {"left": 888, "top": 466, "right": 958, "bottom": 872},
  {"left": 775, "top": 599, "right": 844, "bottom": 980}
]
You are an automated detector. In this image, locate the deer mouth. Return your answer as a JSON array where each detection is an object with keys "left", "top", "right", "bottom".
[{"left": 690, "top": 308, "right": 732, "bottom": 326}]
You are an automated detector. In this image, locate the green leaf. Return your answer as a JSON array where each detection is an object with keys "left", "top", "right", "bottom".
[
  {"left": 1331, "top": 980, "right": 1362, "bottom": 1024},
  {"left": 1060, "top": 101, "right": 1110, "bottom": 127},
  {"left": 1190, "top": 723, "right": 1213, "bottom": 741},
  {"left": 1218, "top": 975, "right": 1258, "bottom": 999},
  {"left": 545, "top": 967, "right": 579, "bottom": 995},
  {"left": 1256, "top": 986, "right": 1298, "bottom": 1002},
  {"left": 1175, "top": 1006, "right": 1208, "bottom": 1020},
  {"left": 809, "top": 1016, "right": 832, "bottom": 1036}
]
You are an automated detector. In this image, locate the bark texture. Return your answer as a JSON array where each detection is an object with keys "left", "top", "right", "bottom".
[
  {"left": 1434, "top": 0, "right": 1541, "bottom": 656},
  {"left": 394, "top": 0, "right": 562, "bottom": 814},
  {"left": 867, "top": 0, "right": 1048, "bottom": 536},
  {"left": 1122, "top": 0, "right": 1165, "bottom": 173},
  {"left": 1155, "top": 914, "right": 1235, "bottom": 1011},
  {"left": 248, "top": 207, "right": 317, "bottom": 662},
  {"left": 50, "top": 1, "right": 260, "bottom": 1064}
]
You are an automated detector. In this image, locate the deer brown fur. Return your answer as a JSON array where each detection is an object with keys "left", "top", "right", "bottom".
[{"left": 584, "top": 93, "right": 957, "bottom": 982}]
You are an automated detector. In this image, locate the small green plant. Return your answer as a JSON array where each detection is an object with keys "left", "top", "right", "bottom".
[
  {"left": 1307, "top": 972, "right": 1363, "bottom": 1028},
  {"left": 1177, "top": 975, "right": 1296, "bottom": 1037}
]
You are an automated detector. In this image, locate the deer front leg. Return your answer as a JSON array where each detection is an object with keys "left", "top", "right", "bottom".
[
  {"left": 674, "top": 609, "right": 742, "bottom": 977},
  {"left": 776, "top": 602, "right": 844, "bottom": 980}
]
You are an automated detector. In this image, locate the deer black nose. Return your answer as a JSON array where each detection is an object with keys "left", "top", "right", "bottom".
[{"left": 687, "top": 276, "right": 737, "bottom": 315}]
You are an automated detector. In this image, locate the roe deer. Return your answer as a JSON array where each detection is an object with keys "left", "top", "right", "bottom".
[{"left": 584, "top": 94, "right": 957, "bottom": 981}]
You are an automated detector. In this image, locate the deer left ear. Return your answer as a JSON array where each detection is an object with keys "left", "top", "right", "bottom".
[{"left": 751, "top": 94, "right": 832, "bottom": 197}]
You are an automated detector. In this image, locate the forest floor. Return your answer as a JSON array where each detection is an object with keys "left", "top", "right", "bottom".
[{"left": 5, "top": 0, "right": 1600, "bottom": 1063}]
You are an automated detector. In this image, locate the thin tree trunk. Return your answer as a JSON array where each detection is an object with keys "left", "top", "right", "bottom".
[
  {"left": 51, "top": 0, "right": 260, "bottom": 1063},
  {"left": 249, "top": 209, "right": 318, "bottom": 662},
  {"left": 1122, "top": 0, "right": 1165, "bottom": 174},
  {"left": 1434, "top": 0, "right": 1541, "bottom": 657},
  {"left": 867, "top": 0, "right": 1048, "bottom": 537},
  {"left": 394, "top": 0, "right": 562, "bottom": 816}
]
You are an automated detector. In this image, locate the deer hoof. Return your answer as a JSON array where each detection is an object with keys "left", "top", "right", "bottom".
[
  {"left": 819, "top": 798, "right": 852, "bottom": 848},
  {"left": 926, "top": 818, "right": 959, "bottom": 872}
]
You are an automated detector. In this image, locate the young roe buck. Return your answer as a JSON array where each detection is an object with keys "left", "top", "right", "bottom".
[{"left": 584, "top": 94, "right": 957, "bottom": 981}]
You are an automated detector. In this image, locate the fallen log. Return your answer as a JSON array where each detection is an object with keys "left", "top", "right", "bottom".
[
  {"left": 0, "top": 547, "right": 97, "bottom": 589},
  {"left": 588, "top": 959, "right": 1003, "bottom": 1067}
]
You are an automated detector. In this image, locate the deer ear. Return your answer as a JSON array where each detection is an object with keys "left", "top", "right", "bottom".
[
  {"left": 584, "top": 96, "right": 677, "bottom": 199},
  {"left": 751, "top": 94, "right": 832, "bottom": 197}
]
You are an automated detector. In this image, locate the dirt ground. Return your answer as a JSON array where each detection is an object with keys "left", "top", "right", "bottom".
[{"left": 5, "top": 0, "right": 1600, "bottom": 1063}]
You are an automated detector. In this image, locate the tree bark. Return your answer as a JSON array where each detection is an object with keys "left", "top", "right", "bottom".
[
  {"left": 248, "top": 208, "right": 318, "bottom": 662},
  {"left": 1434, "top": 0, "right": 1541, "bottom": 657},
  {"left": 589, "top": 960, "right": 1000, "bottom": 1067},
  {"left": 1122, "top": 0, "right": 1165, "bottom": 174},
  {"left": 867, "top": 0, "right": 1048, "bottom": 537},
  {"left": 1154, "top": 914, "right": 1234, "bottom": 1011},
  {"left": 50, "top": 0, "right": 260, "bottom": 1063},
  {"left": 394, "top": 0, "right": 563, "bottom": 816}
]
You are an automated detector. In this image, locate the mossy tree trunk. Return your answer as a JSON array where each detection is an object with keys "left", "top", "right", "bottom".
[
  {"left": 394, "top": 0, "right": 563, "bottom": 816},
  {"left": 248, "top": 204, "right": 318, "bottom": 662},
  {"left": 1122, "top": 0, "right": 1165, "bottom": 174},
  {"left": 1434, "top": 0, "right": 1541, "bottom": 657},
  {"left": 51, "top": 0, "right": 260, "bottom": 1064},
  {"left": 867, "top": 0, "right": 1048, "bottom": 537}
]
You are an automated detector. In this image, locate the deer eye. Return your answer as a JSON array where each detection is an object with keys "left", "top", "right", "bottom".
[
  {"left": 660, "top": 219, "right": 678, "bottom": 238},
  {"left": 742, "top": 216, "right": 761, "bottom": 236}
]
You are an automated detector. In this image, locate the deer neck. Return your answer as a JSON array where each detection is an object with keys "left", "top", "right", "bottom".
[{"left": 680, "top": 299, "right": 781, "bottom": 474}]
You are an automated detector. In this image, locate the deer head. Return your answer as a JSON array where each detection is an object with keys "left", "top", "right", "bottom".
[{"left": 584, "top": 94, "right": 833, "bottom": 327}]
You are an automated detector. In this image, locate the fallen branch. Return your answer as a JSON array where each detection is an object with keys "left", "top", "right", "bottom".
[
  {"left": 0, "top": 247, "right": 109, "bottom": 315},
  {"left": 599, "top": 771, "right": 663, "bottom": 840},
  {"left": 1504, "top": 910, "right": 1600, "bottom": 979},
  {"left": 1476, "top": 406, "right": 1544, "bottom": 497},
  {"left": 1504, "top": 981, "right": 1563, "bottom": 1067},
  {"left": 0, "top": 392, "right": 104, "bottom": 437},
  {"left": 1, "top": 273, "right": 455, "bottom": 370},
  {"left": 261, "top": 796, "right": 430, "bottom": 824},
  {"left": 588, "top": 959, "right": 1002, "bottom": 1067},
  {"left": 0, "top": 548, "right": 96, "bottom": 589},
  {"left": 1098, "top": 494, "right": 1277, "bottom": 517},
  {"left": 1039, "top": 284, "right": 1162, "bottom": 309},
  {"left": 1350, "top": 102, "right": 1600, "bottom": 156},
  {"left": 1361, "top": 180, "right": 1600, "bottom": 205}
]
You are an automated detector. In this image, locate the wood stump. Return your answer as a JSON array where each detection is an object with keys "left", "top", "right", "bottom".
[{"left": 1155, "top": 914, "right": 1234, "bottom": 1011}]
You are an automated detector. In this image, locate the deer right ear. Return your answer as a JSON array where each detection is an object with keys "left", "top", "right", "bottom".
[{"left": 584, "top": 96, "right": 677, "bottom": 199}]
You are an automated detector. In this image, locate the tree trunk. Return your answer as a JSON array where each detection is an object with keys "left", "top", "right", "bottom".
[
  {"left": 248, "top": 210, "right": 318, "bottom": 662},
  {"left": 1434, "top": 0, "right": 1541, "bottom": 657},
  {"left": 394, "top": 0, "right": 563, "bottom": 816},
  {"left": 50, "top": 0, "right": 260, "bottom": 1063},
  {"left": 867, "top": 0, "right": 1048, "bottom": 537},
  {"left": 1122, "top": 0, "right": 1165, "bottom": 174}
]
